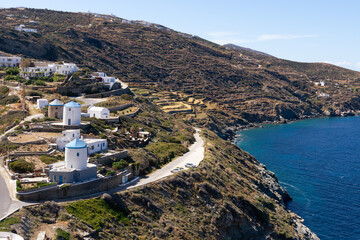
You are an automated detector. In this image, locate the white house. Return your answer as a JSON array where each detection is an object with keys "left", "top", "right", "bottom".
[
  {"left": 36, "top": 99, "right": 48, "bottom": 109},
  {"left": 55, "top": 63, "right": 78, "bottom": 75},
  {"left": 87, "top": 106, "right": 110, "bottom": 119},
  {"left": 56, "top": 129, "right": 81, "bottom": 151},
  {"left": 0, "top": 56, "right": 21, "bottom": 67},
  {"left": 55, "top": 129, "right": 107, "bottom": 154},
  {"left": 91, "top": 72, "right": 116, "bottom": 89},
  {"left": 84, "top": 138, "right": 108, "bottom": 155},
  {"left": 20, "top": 62, "right": 78, "bottom": 78},
  {"left": 14, "top": 24, "right": 37, "bottom": 33},
  {"left": 49, "top": 139, "right": 97, "bottom": 184},
  {"left": 63, "top": 101, "right": 82, "bottom": 126}
]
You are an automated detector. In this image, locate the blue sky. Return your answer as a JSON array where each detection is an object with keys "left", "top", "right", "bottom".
[{"left": 1, "top": 0, "right": 360, "bottom": 71}]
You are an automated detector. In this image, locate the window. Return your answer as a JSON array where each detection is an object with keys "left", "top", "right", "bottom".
[
  {"left": 72, "top": 134, "right": 74, "bottom": 137},
  {"left": 69, "top": 108, "right": 71, "bottom": 111},
  {"left": 77, "top": 153, "right": 79, "bottom": 156},
  {"left": 71, "top": 165, "right": 73, "bottom": 168},
  {"left": 54, "top": 175, "right": 56, "bottom": 181},
  {"left": 103, "top": 143, "right": 105, "bottom": 146}
]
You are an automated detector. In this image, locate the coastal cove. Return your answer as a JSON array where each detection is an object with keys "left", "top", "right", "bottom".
[{"left": 235, "top": 116, "right": 360, "bottom": 240}]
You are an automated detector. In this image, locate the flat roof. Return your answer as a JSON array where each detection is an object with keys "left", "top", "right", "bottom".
[{"left": 83, "top": 138, "right": 107, "bottom": 144}]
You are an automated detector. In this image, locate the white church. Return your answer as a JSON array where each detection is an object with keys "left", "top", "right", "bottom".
[{"left": 49, "top": 138, "right": 97, "bottom": 184}]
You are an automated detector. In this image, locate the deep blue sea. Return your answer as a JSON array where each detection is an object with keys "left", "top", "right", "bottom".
[{"left": 235, "top": 116, "right": 360, "bottom": 240}]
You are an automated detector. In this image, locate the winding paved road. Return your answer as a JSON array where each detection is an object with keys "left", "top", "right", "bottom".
[{"left": 125, "top": 128, "right": 204, "bottom": 189}]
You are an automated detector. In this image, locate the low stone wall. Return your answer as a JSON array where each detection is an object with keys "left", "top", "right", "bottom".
[
  {"left": 84, "top": 87, "right": 131, "bottom": 98},
  {"left": 95, "top": 150, "right": 129, "bottom": 165},
  {"left": 125, "top": 108, "right": 141, "bottom": 118},
  {"left": 17, "top": 171, "right": 134, "bottom": 202},
  {"left": 10, "top": 148, "right": 54, "bottom": 157},
  {"left": 8, "top": 138, "right": 46, "bottom": 145},
  {"left": 105, "top": 117, "right": 120, "bottom": 123},
  {"left": 108, "top": 103, "right": 133, "bottom": 112}
]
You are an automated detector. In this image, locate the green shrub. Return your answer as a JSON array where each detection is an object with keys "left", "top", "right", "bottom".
[
  {"left": 55, "top": 228, "right": 70, "bottom": 240},
  {"left": 5, "top": 67, "right": 20, "bottom": 76},
  {"left": 0, "top": 86, "right": 9, "bottom": 95},
  {"left": 4, "top": 75, "right": 23, "bottom": 82},
  {"left": 9, "top": 159, "right": 35, "bottom": 173},
  {"left": 146, "top": 142, "right": 188, "bottom": 166},
  {"left": 0, "top": 95, "right": 20, "bottom": 105},
  {"left": 40, "top": 155, "right": 61, "bottom": 164},
  {"left": 0, "top": 217, "right": 21, "bottom": 231},
  {"left": 34, "top": 80, "right": 46, "bottom": 86},
  {"left": 112, "top": 159, "right": 129, "bottom": 170},
  {"left": 65, "top": 198, "right": 130, "bottom": 231}
]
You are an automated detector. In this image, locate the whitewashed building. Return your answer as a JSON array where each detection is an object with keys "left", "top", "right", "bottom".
[
  {"left": 20, "top": 62, "right": 78, "bottom": 78},
  {"left": 87, "top": 106, "right": 110, "bottom": 119},
  {"left": 14, "top": 24, "right": 37, "bottom": 33},
  {"left": 36, "top": 99, "right": 48, "bottom": 109},
  {"left": 0, "top": 56, "right": 21, "bottom": 67},
  {"left": 56, "top": 63, "right": 78, "bottom": 75},
  {"left": 49, "top": 139, "right": 97, "bottom": 184},
  {"left": 91, "top": 72, "right": 116, "bottom": 89},
  {"left": 63, "top": 101, "right": 82, "bottom": 126},
  {"left": 56, "top": 129, "right": 81, "bottom": 151},
  {"left": 84, "top": 138, "right": 108, "bottom": 155}
]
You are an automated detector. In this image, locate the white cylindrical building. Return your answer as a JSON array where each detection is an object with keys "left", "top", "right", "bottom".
[
  {"left": 65, "top": 139, "right": 88, "bottom": 170},
  {"left": 63, "top": 101, "right": 82, "bottom": 125}
]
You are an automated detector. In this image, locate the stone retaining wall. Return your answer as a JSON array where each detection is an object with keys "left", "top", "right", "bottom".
[
  {"left": 17, "top": 171, "right": 134, "bottom": 202},
  {"left": 95, "top": 150, "right": 129, "bottom": 165},
  {"left": 108, "top": 103, "right": 133, "bottom": 112},
  {"left": 84, "top": 87, "right": 131, "bottom": 98},
  {"left": 10, "top": 148, "right": 53, "bottom": 157}
]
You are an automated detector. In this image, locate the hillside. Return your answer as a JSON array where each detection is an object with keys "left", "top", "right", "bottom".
[
  {"left": 0, "top": 7, "right": 328, "bottom": 240},
  {"left": 3, "top": 130, "right": 318, "bottom": 240},
  {"left": 1, "top": 8, "right": 360, "bottom": 139}
]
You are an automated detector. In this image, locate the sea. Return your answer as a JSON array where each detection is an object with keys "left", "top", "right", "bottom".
[{"left": 235, "top": 116, "right": 360, "bottom": 240}]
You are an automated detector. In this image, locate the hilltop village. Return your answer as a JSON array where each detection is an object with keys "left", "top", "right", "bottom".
[{"left": 0, "top": 53, "right": 199, "bottom": 206}]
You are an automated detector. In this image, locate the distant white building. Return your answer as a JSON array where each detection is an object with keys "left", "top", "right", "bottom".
[
  {"left": 14, "top": 24, "right": 37, "bottom": 33},
  {"left": 63, "top": 101, "right": 82, "bottom": 126},
  {"left": 87, "top": 105, "right": 110, "bottom": 119},
  {"left": 36, "top": 99, "right": 48, "bottom": 109},
  {"left": 20, "top": 62, "right": 78, "bottom": 78},
  {"left": 55, "top": 63, "right": 78, "bottom": 75},
  {"left": 84, "top": 138, "right": 108, "bottom": 155},
  {"left": 91, "top": 72, "right": 116, "bottom": 89},
  {"left": 0, "top": 56, "right": 21, "bottom": 67},
  {"left": 56, "top": 129, "right": 81, "bottom": 151}
]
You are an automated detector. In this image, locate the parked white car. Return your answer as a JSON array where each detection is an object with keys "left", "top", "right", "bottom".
[
  {"left": 171, "top": 167, "right": 184, "bottom": 173},
  {"left": 185, "top": 163, "right": 196, "bottom": 168}
]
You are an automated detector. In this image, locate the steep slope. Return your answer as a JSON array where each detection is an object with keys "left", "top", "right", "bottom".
[
  {"left": 5, "top": 130, "right": 318, "bottom": 240},
  {"left": 1, "top": 8, "right": 360, "bottom": 139}
]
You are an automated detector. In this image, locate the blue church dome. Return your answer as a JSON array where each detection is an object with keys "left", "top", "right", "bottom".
[
  {"left": 64, "top": 101, "right": 81, "bottom": 108},
  {"left": 65, "top": 139, "right": 87, "bottom": 149}
]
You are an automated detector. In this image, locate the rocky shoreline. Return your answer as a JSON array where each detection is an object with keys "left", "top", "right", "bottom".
[{"left": 225, "top": 110, "right": 360, "bottom": 142}]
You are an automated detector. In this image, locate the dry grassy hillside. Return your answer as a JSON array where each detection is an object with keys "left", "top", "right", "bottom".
[{"left": 1, "top": 8, "right": 360, "bottom": 139}]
